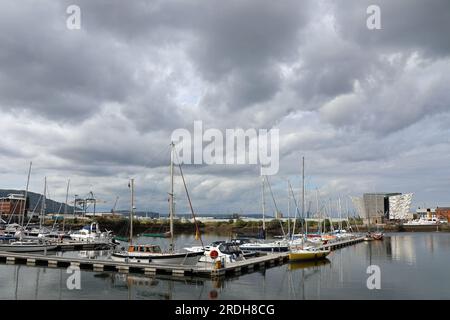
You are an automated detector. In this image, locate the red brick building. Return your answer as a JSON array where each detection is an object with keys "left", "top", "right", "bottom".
[
  {"left": 0, "top": 194, "right": 26, "bottom": 216},
  {"left": 436, "top": 207, "right": 450, "bottom": 222}
]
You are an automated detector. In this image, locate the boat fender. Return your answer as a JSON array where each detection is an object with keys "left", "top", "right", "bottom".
[{"left": 210, "top": 250, "right": 219, "bottom": 260}]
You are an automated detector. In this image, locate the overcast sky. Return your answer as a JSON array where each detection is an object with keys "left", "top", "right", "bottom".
[{"left": 1, "top": 0, "right": 449, "bottom": 216}]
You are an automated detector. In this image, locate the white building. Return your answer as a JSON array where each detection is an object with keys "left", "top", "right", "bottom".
[{"left": 388, "top": 193, "right": 413, "bottom": 220}]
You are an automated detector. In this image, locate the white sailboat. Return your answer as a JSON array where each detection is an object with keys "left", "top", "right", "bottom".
[
  {"left": 0, "top": 164, "right": 58, "bottom": 252},
  {"left": 239, "top": 173, "right": 290, "bottom": 252},
  {"left": 288, "top": 157, "right": 330, "bottom": 262},
  {"left": 0, "top": 239, "right": 57, "bottom": 252},
  {"left": 112, "top": 143, "right": 204, "bottom": 265}
]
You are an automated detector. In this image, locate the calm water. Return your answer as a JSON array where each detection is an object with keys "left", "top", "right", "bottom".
[{"left": 1, "top": 232, "right": 450, "bottom": 300}]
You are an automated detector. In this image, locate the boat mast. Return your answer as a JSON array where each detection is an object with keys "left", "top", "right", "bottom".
[
  {"left": 261, "top": 172, "right": 266, "bottom": 238},
  {"left": 316, "top": 188, "right": 321, "bottom": 235},
  {"left": 63, "top": 179, "right": 70, "bottom": 232},
  {"left": 40, "top": 177, "right": 47, "bottom": 230},
  {"left": 265, "top": 175, "right": 285, "bottom": 238},
  {"left": 169, "top": 142, "right": 175, "bottom": 252},
  {"left": 20, "top": 161, "right": 32, "bottom": 226},
  {"left": 289, "top": 181, "right": 297, "bottom": 240},
  {"left": 302, "top": 156, "right": 307, "bottom": 237},
  {"left": 287, "top": 179, "right": 290, "bottom": 237},
  {"left": 129, "top": 178, "right": 134, "bottom": 245}
]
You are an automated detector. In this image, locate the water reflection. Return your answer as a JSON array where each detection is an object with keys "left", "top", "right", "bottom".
[
  {"left": 388, "top": 235, "right": 417, "bottom": 265},
  {"left": 3, "top": 233, "right": 450, "bottom": 299}
]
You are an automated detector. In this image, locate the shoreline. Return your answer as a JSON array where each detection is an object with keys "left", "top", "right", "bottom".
[{"left": 37, "top": 217, "right": 450, "bottom": 236}]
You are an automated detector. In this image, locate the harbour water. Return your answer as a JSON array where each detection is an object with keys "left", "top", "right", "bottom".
[{"left": 1, "top": 232, "right": 450, "bottom": 300}]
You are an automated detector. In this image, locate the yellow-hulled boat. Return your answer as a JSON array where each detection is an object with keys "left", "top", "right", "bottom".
[{"left": 288, "top": 249, "right": 330, "bottom": 262}]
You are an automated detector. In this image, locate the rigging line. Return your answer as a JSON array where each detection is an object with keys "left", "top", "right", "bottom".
[
  {"left": 141, "top": 143, "right": 171, "bottom": 170},
  {"left": 264, "top": 175, "right": 286, "bottom": 237},
  {"left": 173, "top": 145, "right": 204, "bottom": 249},
  {"left": 289, "top": 181, "right": 304, "bottom": 242},
  {"left": 24, "top": 194, "right": 44, "bottom": 229},
  {"left": 7, "top": 198, "right": 21, "bottom": 224}
]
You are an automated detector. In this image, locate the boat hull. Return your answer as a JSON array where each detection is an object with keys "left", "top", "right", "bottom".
[
  {"left": 0, "top": 244, "right": 57, "bottom": 252},
  {"left": 111, "top": 251, "right": 203, "bottom": 266},
  {"left": 288, "top": 250, "right": 330, "bottom": 262},
  {"left": 239, "top": 244, "right": 289, "bottom": 252}
]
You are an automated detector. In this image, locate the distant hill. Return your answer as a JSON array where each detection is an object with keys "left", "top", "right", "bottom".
[{"left": 0, "top": 189, "right": 74, "bottom": 214}]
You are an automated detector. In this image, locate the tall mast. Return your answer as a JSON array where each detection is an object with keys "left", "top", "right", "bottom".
[
  {"left": 316, "top": 188, "right": 321, "bottom": 234},
  {"left": 40, "top": 177, "right": 47, "bottom": 230},
  {"left": 302, "top": 156, "right": 307, "bottom": 237},
  {"left": 21, "top": 161, "right": 32, "bottom": 226},
  {"left": 129, "top": 178, "right": 134, "bottom": 245},
  {"left": 287, "top": 179, "right": 290, "bottom": 237},
  {"left": 338, "top": 197, "right": 342, "bottom": 231},
  {"left": 169, "top": 142, "right": 175, "bottom": 252},
  {"left": 261, "top": 172, "right": 266, "bottom": 237},
  {"left": 63, "top": 179, "right": 70, "bottom": 232},
  {"left": 289, "top": 181, "right": 297, "bottom": 240}
]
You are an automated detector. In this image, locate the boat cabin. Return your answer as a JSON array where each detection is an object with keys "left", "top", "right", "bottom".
[
  {"left": 128, "top": 245, "right": 162, "bottom": 253},
  {"left": 217, "top": 243, "right": 242, "bottom": 255}
]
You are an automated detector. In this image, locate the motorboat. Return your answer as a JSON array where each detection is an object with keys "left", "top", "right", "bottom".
[
  {"left": 239, "top": 240, "right": 290, "bottom": 252},
  {"left": 111, "top": 244, "right": 204, "bottom": 265},
  {"left": 69, "top": 222, "right": 112, "bottom": 242},
  {"left": 195, "top": 242, "right": 246, "bottom": 265}
]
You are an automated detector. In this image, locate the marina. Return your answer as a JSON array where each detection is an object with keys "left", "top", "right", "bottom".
[
  {"left": 1, "top": 232, "right": 450, "bottom": 300},
  {"left": 0, "top": 236, "right": 365, "bottom": 278}
]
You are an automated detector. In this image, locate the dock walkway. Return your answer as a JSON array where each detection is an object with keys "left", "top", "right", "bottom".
[{"left": 0, "top": 236, "right": 365, "bottom": 278}]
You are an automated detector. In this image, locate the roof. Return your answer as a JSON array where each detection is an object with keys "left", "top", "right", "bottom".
[{"left": 0, "top": 194, "right": 26, "bottom": 201}]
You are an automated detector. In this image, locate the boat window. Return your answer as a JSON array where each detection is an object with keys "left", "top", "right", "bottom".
[{"left": 153, "top": 246, "right": 162, "bottom": 253}]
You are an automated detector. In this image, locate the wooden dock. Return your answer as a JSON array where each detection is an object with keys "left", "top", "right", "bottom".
[
  {"left": 0, "top": 236, "right": 365, "bottom": 278},
  {"left": 0, "top": 251, "right": 288, "bottom": 278},
  {"left": 319, "top": 236, "right": 365, "bottom": 250}
]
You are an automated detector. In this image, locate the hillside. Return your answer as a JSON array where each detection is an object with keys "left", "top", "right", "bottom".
[{"left": 0, "top": 189, "right": 74, "bottom": 214}]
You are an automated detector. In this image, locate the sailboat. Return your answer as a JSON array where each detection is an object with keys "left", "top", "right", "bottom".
[
  {"left": 0, "top": 168, "right": 58, "bottom": 252},
  {"left": 288, "top": 157, "right": 330, "bottom": 262},
  {"left": 111, "top": 143, "right": 204, "bottom": 265},
  {"left": 239, "top": 174, "right": 290, "bottom": 252}
]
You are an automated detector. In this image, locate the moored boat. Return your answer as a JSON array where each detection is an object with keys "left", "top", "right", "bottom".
[
  {"left": 112, "top": 244, "right": 203, "bottom": 265},
  {"left": 288, "top": 248, "right": 330, "bottom": 262},
  {"left": 69, "top": 222, "right": 112, "bottom": 242},
  {"left": 371, "top": 232, "right": 384, "bottom": 240},
  {"left": 0, "top": 239, "right": 57, "bottom": 252}
]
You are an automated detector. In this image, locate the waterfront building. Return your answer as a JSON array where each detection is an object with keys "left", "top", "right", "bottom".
[
  {"left": 352, "top": 192, "right": 411, "bottom": 224},
  {"left": 388, "top": 193, "right": 413, "bottom": 220},
  {"left": 0, "top": 194, "right": 27, "bottom": 216},
  {"left": 436, "top": 207, "right": 450, "bottom": 222},
  {"left": 416, "top": 207, "right": 450, "bottom": 223}
]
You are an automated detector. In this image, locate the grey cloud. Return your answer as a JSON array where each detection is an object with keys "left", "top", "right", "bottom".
[{"left": 1, "top": 0, "right": 450, "bottom": 213}]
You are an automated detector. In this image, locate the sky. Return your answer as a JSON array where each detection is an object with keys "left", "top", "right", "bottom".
[{"left": 0, "top": 0, "right": 449, "bottom": 216}]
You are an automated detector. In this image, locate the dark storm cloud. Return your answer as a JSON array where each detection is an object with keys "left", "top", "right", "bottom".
[
  {"left": 331, "top": 0, "right": 450, "bottom": 57},
  {"left": 1, "top": 0, "right": 450, "bottom": 212},
  {"left": 0, "top": 2, "right": 138, "bottom": 121}
]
